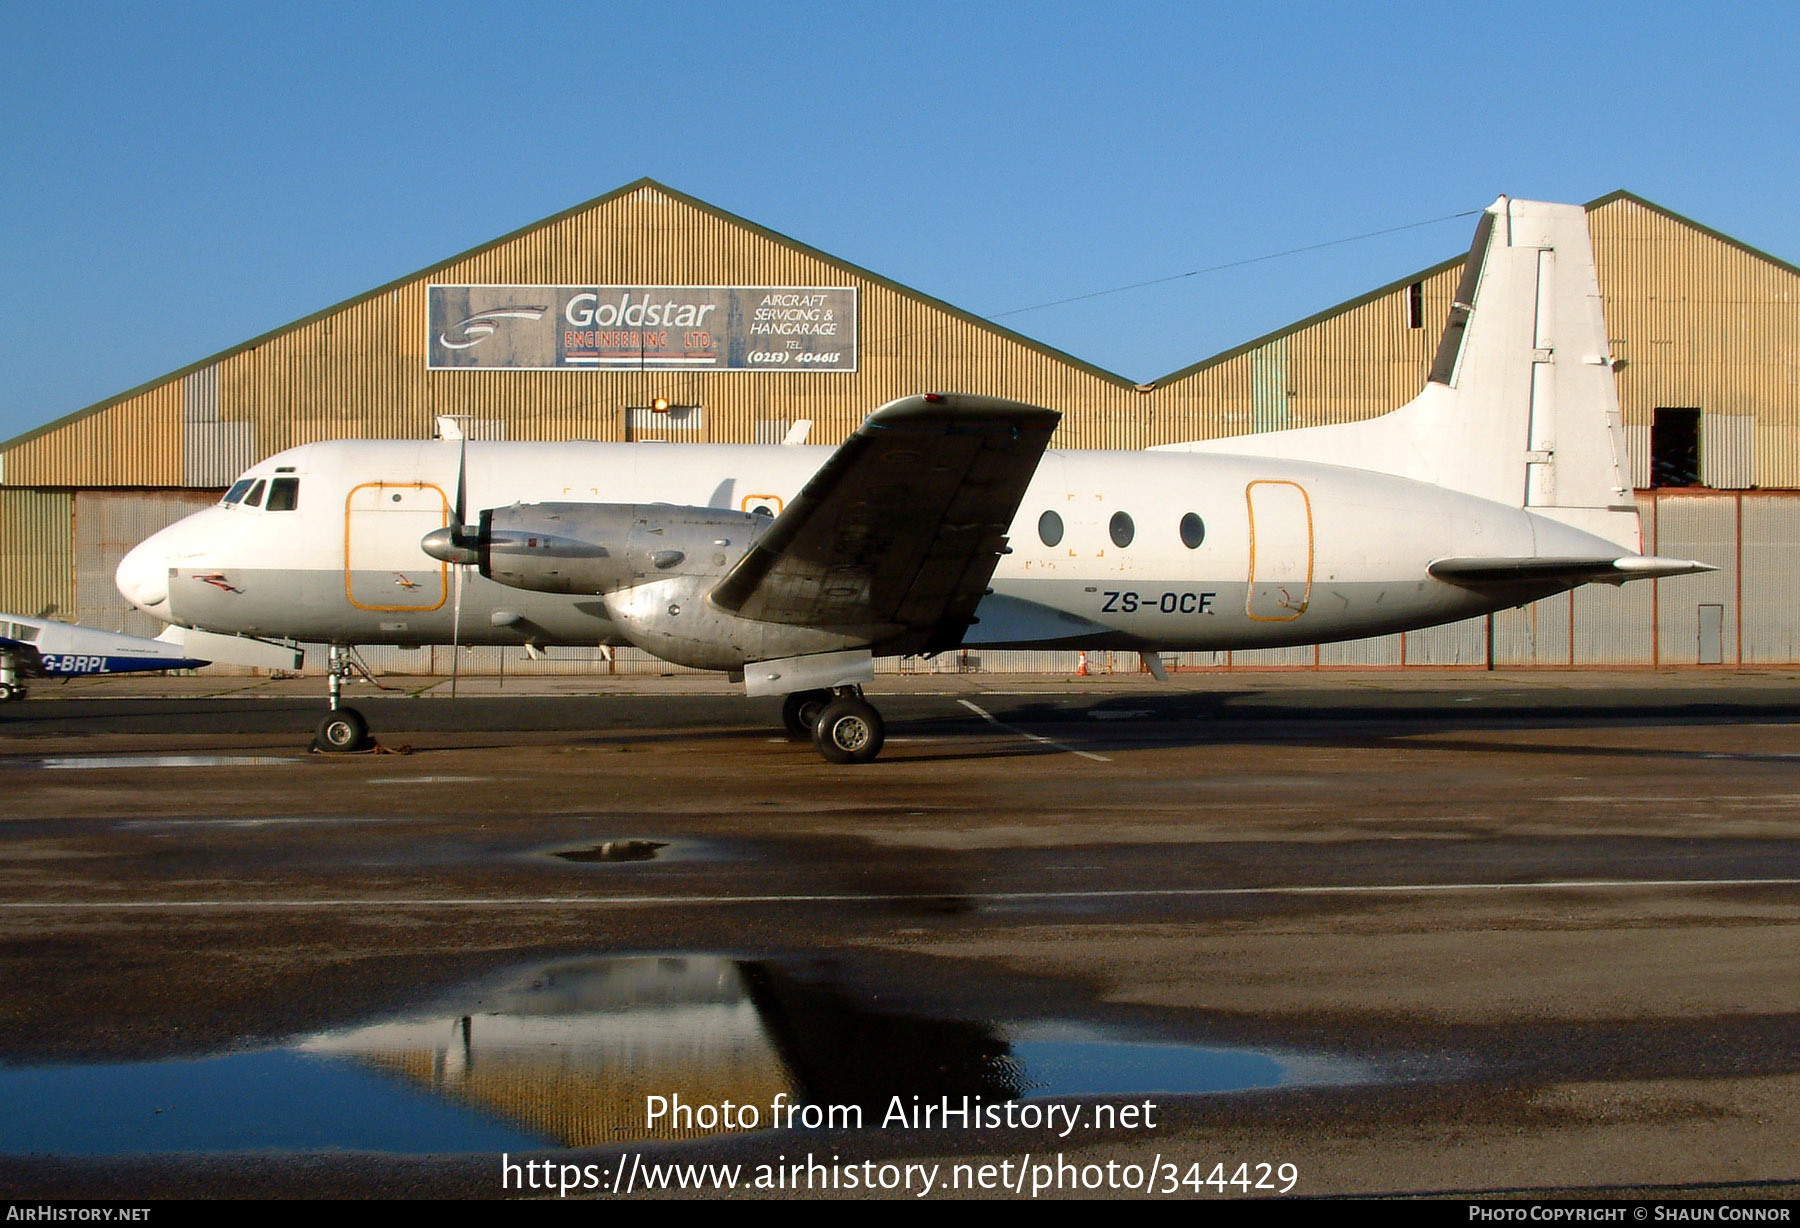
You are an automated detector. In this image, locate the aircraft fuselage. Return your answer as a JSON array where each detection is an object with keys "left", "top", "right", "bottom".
[{"left": 117, "top": 436, "right": 1619, "bottom": 662}]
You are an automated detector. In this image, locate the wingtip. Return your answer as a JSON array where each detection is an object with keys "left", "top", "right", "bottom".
[
  {"left": 1612, "top": 556, "right": 1717, "bottom": 578},
  {"left": 869, "top": 393, "right": 1061, "bottom": 429}
]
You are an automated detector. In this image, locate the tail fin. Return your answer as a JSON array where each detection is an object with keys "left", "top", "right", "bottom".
[{"left": 1155, "top": 198, "right": 1639, "bottom": 550}]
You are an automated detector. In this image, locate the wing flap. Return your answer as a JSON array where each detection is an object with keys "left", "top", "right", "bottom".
[{"left": 710, "top": 394, "right": 1060, "bottom": 653}]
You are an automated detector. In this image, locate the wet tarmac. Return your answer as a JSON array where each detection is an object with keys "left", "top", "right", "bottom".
[{"left": 3, "top": 671, "right": 1800, "bottom": 1198}]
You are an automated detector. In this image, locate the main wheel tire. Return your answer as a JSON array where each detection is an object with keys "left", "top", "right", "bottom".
[
  {"left": 781, "top": 689, "right": 833, "bottom": 739},
  {"left": 0, "top": 682, "right": 17, "bottom": 702},
  {"left": 316, "top": 706, "right": 369, "bottom": 752},
  {"left": 812, "top": 697, "right": 885, "bottom": 765}
]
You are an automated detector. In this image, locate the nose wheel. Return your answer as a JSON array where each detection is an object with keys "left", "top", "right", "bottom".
[{"left": 316, "top": 706, "right": 369, "bottom": 752}]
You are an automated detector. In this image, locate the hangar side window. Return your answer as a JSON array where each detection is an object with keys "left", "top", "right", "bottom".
[
  {"left": 222, "top": 479, "right": 255, "bottom": 506},
  {"left": 266, "top": 478, "right": 301, "bottom": 511}
]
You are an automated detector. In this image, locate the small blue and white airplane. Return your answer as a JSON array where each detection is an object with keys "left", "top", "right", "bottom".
[{"left": 0, "top": 612, "right": 211, "bottom": 701}]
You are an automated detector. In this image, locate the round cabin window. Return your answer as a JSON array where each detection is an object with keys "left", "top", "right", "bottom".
[{"left": 1180, "top": 512, "right": 1205, "bottom": 549}]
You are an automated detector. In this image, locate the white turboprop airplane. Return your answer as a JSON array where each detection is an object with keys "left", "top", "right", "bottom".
[
  {"left": 115, "top": 197, "right": 1709, "bottom": 762},
  {"left": 0, "top": 612, "right": 211, "bottom": 701}
]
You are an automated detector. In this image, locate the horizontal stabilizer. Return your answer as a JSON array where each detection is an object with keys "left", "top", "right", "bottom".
[
  {"left": 1429, "top": 555, "right": 1716, "bottom": 588},
  {"left": 173, "top": 627, "right": 302, "bottom": 670}
]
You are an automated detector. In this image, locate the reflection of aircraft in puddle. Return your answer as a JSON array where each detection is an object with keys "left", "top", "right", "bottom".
[
  {"left": 298, "top": 955, "right": 1027, "bottom": 1145},
  {"left": 296, "top": 955, "right": 1370, "bottom": 1148},
  {"left": 0, "top": 611, "right": 211, "bottom": 701}
]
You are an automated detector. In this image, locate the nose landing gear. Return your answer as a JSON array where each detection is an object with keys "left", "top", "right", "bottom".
[{"left": 312, "top": 644, "right": 373, "bottom": 752}]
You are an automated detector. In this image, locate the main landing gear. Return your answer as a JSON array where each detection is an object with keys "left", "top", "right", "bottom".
[
  {"left": 782, "top": 685, "right": 886, "bottom": 765},
  {"left": 313, "top": 644, "right": 372, "bottom": 752}
]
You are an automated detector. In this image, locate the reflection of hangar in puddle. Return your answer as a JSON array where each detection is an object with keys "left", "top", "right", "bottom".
[{"left": 300, "top": 956, "right": 794, "bottom": 1144}]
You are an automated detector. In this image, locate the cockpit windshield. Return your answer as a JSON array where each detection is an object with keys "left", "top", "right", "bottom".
[{"left": 220, "top": 475, "right": 299, "bottom": 510}]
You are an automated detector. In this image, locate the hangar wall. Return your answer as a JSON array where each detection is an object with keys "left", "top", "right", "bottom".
[{"left": 3, "top": 182, "right": 1796, "bottom": 673}]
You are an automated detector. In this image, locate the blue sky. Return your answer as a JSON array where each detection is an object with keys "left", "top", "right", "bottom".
[{"left": 3, "top": 1, "right": 1796, "bottom": 442}]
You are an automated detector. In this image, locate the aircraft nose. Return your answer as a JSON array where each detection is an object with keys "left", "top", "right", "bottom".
[{"left": 116, "top": 536, "right": 171, "bottom": 614}]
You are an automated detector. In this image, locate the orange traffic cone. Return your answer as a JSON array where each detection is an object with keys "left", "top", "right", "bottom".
[{"left": 1076, "top": 651, "right": 1090, "bottom": 677}]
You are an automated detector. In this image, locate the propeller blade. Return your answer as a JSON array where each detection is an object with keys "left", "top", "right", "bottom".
[
  {"left": 453, "top": 437, "right": 468, "bottom": 531},
  {"left": 451, "top": 559, "right": 465, "bottom": 699},
  {"left": 450, "top": 436, "right": 467, "bottom": 700}
]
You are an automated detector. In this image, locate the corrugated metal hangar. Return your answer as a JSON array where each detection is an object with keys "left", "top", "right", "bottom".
[{"left": 3, "top": 179, "right": 1796, "bottom": 673}]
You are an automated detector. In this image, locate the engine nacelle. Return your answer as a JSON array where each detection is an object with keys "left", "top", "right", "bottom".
[
  {"left": 601, "top": 574, "right": 868, "bottom": 672},
  {"left": 423, "top": 501, "right": 870, "bottom": 671},
  {"left": 427, "top": 503, "right": 768, "bottom": 596}
]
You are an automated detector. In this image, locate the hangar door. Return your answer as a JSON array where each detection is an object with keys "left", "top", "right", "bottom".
[{"left": 74, "top": 490, "right": 220, "bottom": 638}]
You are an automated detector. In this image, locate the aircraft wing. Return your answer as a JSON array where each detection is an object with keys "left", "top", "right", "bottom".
[
  {"left": 1429, "top": 555, "right": 1716, "bottom": 587},
  {"left": 709, "top": 393, "right": 1060, "bottom": 655}
]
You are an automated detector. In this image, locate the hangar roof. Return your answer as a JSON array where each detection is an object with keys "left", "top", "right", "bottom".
[
  {"left": 4, "top": 185, "right": 1795, "bottom": 482},
  {"left": 1, "top": 176, "right": 1137, "bottom": 462}
]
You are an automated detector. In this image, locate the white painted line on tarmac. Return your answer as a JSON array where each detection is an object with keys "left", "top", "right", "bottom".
[
  {"left": 6, "top": 876, "right": 1796, "bottom": 911},
  {"left": 957, "top": 699, "right": 1112, "bottom": 762}
]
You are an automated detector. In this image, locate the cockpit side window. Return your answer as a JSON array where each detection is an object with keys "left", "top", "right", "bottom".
[
  {"left": 266, "top": 478, "right": 300, "bottom": 512},
  {"left": 243, "top": 479, "right": 267, "bottom": 508},
  {"left": 223, "top": 479, "right": 254, "bottom": 506}
]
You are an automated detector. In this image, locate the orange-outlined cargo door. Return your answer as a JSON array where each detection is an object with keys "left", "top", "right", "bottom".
[{"left": 1246, "top": 480, "right": 1313, "bottom": 621}]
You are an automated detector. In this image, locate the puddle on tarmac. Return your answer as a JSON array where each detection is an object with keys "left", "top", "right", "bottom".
[
  {"left": 0, "top": 955, "right": 1377, "bottom": 1156},
  {"left": 1005, "top": 1022, "right": 1361, "bottom": 1096},
  {"left": 118, "top": 816, "right": 405, "bottom": 831},
  {"left": 13, "top": 755, "right": 295, "bottom": 770},
  {"left": 552, "top": 840, "right": 669, "bottom": 863},
  {"left": 366, "top": 776, "right": 493, "bottom": 784}
]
